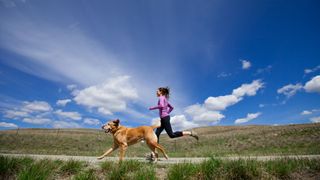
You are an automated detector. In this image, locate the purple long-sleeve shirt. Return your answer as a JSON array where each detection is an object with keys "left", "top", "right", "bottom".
[{"left": 149, "top": 95, "right": 174, "bottom": 118}]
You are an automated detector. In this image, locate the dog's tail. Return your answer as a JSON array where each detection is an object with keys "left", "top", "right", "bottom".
[{"left": 151, "top": 125, "right": 160, "bottom": 129}]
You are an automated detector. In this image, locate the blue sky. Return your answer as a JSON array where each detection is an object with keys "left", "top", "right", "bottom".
[{"left": 0, "top": 0, "right": 319, "bottom": 130}]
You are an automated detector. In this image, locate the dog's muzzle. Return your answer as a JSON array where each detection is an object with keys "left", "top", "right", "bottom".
[{"left": 101, "top": 125, "right": 111, "bottom": 133}]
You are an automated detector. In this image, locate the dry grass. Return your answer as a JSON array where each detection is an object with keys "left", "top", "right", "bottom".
[{"left": 0, "top": 123, "right": 319, "bottom": 157}]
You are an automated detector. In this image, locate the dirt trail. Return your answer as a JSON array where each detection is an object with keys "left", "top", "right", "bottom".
[{"left": 2, "top": 153, "right": 320, "bottom": 165}]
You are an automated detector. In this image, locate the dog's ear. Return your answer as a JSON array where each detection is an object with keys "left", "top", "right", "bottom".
[{"left": 113, "top": 119, "right": 120, "bottom": 126}]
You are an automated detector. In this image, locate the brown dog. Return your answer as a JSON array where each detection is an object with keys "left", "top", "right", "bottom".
[{"left": 97, "top": 119, "right": 168, "bottom": 162}]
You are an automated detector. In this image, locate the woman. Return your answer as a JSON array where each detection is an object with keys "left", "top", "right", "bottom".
[{"left": 149, "top": 87, "right": 198, "bottom": 142}]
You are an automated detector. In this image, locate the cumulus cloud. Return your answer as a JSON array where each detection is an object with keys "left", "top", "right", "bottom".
[
  {"left": 83, "top": 118, "right": 101, "bottom": 126},
  {"left": 170, "top": 115, "right": 198, "bottom": 131},
  {"left": 301, "top": 110, "right": 312, "bottom": 115},
  {"left": 234, "top": 112, "right": 261, "bottom": 124},
  {"left": 4, "top": 110, "right": 29, "bottom": 119},
  {"left": 56, "top": 99, "right": 71, "bottom": 107},
  {"left": 52, "top": 121, "right": 81, "bottom": 128},
  {"left": 241, "top": 60, "right": 251, "bottom": 70},
  {"left": 73, "top": 76, "right": 138, "bottom": 115},
  {"left": 54, "top": 109, "right": 82, "bottom": 121},
  {"left": 183, "top": 80, "right": 264, "bottom": 127},
  {"left": 310, "top": 116, "right": 320, "bottom": 123},
  {"left": 22, "top": 101, "right": 52, "bottom": 112},
  {"left": 304, "top": 65, "right": 320, "bottom": 74},
  {"left": 185, "top": 104, "right": 225, "bottom": 124},
  {"left": 304, "top": 75, "right": 320, "bottom": 93},
  {"left": 204, "top": 95, "right": 240, "bottom": 111},
  {"left": 205, "top": 80, "right": 264, "bottom": 111},
  {"left": 232, "top": 80, "right": 264, "bottom": 97},
  {"left": 255, "top": 65, "right": 272, "bottom": 75},
  {"left": 0, "top": 122, "right": 18, "bottom": 128},
  {"left": 22, "top": 117, "right": 51, "bottom": 125},
  {"left": 277, "top": 83, "right": 303, "bottom": 98},
  {"left": 4, "top": 100, "right": 52, "bottom": 120}
]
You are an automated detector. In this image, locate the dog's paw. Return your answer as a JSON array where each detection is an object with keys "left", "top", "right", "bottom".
[
  {"left": 97, "top": 156, "right": 104, "bottom": 160},
  {"left": 164, "top": 154, "right": 169, "bottom": 160}
]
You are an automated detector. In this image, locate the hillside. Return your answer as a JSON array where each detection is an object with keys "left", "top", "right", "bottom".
[{"left": 0, "top": 123, "right": 319, "bottom": 157}]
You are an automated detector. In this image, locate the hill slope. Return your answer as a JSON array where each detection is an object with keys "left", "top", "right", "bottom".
[{"left": 0, "top": 123, "right": 319, "bottom": 157}]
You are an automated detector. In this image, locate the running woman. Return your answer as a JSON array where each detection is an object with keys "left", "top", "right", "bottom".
[{"left": 149, "top": 87, "right": 198, "bottom": 142}]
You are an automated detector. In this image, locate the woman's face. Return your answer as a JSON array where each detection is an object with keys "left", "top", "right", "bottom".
[{"left": 156, "top": 90, "right": 161, "bottom": 97}]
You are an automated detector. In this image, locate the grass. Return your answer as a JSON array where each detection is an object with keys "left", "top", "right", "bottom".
[
  {"left": 1, "top": 123, "right": 319, "bottom": 157},
  {"left": 17, "top": 159, "right": 58, "bottom": 180},
  {"left": 167, "top": 157, "right": 320, "bottom": 179},
  {"left": 1, "top": 155, "right": 319, "bottom": 179},
  {"left": 60, "top": 159, "right": 85, "bottom": 175},
  {"left": 100, "top": 160, "right": 156, "bottom": 180}
]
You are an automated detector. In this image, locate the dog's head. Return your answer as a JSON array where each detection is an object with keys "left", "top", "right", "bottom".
[{"left": 101, "top": 119, "right": 120, "bottom": 134}]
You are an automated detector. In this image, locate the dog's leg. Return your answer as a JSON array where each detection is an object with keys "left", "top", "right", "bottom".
[
  {"left": 151, "top": 142, "right": 169, "bottom": 160},
  {"left": 119, "top": 143, "right": 128, "bottom": 162},
  {"left": 97, "top": 144, "right": 118, "bottom": 160},
  {"left": 146, "top": 142, "right": 158, "bottom": 162}
]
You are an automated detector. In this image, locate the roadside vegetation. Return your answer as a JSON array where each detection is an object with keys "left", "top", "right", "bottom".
[{"left": 1, "top": 155, "right": 319, "bottom": 180}]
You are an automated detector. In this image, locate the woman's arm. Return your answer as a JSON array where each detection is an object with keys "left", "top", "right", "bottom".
[
  {"left": 149, "top": 97, "right": 165, "bottom": 110},
  {"left": 168, "top": 103, "right": 174, "bottom": 113}
]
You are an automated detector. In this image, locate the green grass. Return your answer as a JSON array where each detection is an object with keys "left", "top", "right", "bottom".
[
  {"left": 17, "top": 159, "right": 59, "bottom": 180},
  {"left": 167, "top": 163, "right": 198, "bottom": 180},
  {"left": 101, "top": 160, "right": 156, "bottom": 180},
  {"left": 1, "top": 123, "right": 319, "bottom": 157},
  {"left": 167, "top": 157, "right": 320, "bottom": 179},
  {"left": 73, "top": 169, "right": 97, "bottom": 180},
  {"left": 1, "top": 155, "right": 320, "bottom": 179},
  {"left": 60, "top": 159, "right": 85, "bottom": 175},
  {"left": 0, "top": 155, "right": 34, "bottom": 179}
]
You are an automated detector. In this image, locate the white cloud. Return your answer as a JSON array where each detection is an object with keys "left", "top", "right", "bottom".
[
  {"left": 304, "top": 75, "right": 320, "bottom": 93},
  {"left": 22, "top": 101, "right": 52, "bottom": 112},
  {"left": 241, "top": 60, "right": 251, "bottom": 70},
  {"left": 22, "top": 117, "right": 51, "bottom": 125},
  {"left": 83, "top": 118, "right": 101, "bottom": 126},
  {"left": 67, "top": 84, "right": 77, "bottom": 91},
  {"left": 151, "top": 117, "right": 161, "bottom": 127},
  {"left": 277, "top": 83, "right": 303, "bottom": 98},
  {"left": 3, "top": 100, "right": 52, "bottom": 120},
  {"left": 301, "top": 110, "right": 312, "bottom": 115},
  {"left": 0, "top": 16, "right": 191, "bottom": 122},
  {"left": 0, "top": 122, "right": 18, "bottom": 128},
  {"left": 205, "top": 95, "right": 240, "bottom": 111},
  {"left": 185, "top": 104, "right": 225, "bottom": 124},
  {"left": 56, "top": 99, "right": 71, "bottom": 107},
  {"left": 183, "top": 80, "right": 263, "bottom": 126},
  {"left": 217, "top": 72, "right": 231, "bottom": 78},
  {"left": 205, "top": 80, "right": 264, "bottom": 111},
  {"left": 73, "top": 76, "right": 138, "bottom": 115},
  {"left": 170, "top": 115, "right": 198, "bottom": 131},
  {"left": 232, "top": 80, "right": 264, "bottom": 97},
  {"left": 304, "top": 65, "right": 320, "bottom": 74},
  {"left": 52, "top": 121, "right": 81, "bottom": 128},
  {"left": 54, "top": 110, "right": 82, "bottom": 121},
  {"left": 234, "top": 112, "right": 261, "bottom": 124},
  {"left": 255, "top": 65, "right": 272, "bottom": 75},
  {"left": 4, "top": 110, "right": 29, "bottom": 119},
  {"left": 310, "top": 116, "right": 320, "bottom": 123}
]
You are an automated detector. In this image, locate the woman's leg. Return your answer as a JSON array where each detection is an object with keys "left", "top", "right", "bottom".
[
  {"left": 155, "top": 124, "right": 165, "bottom": 143},
  {"left": 162, "top": 116, "right": 183, "bottom": 138}
]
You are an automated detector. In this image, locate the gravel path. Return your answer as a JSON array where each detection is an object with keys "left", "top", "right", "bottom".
[{"left": 2, "top": 153, "right": 320, "bottom": 165}]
